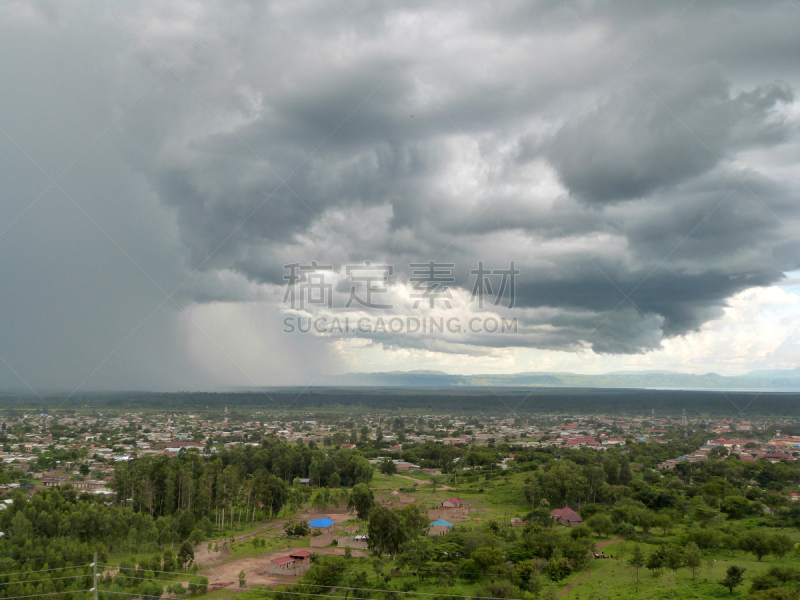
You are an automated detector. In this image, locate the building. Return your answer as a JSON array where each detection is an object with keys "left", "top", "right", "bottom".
[
  {"left": 551, "top": 507, "right": 583, "bottom": 527},
  {"left": 428, "top": 518, "right": 453, "bottom": 536},
  {"left": 440, "top": 497, "right": 462, "bottom": 508},
  {"left": 289, "top": 550, "right": 311, "bottom": 562},
  {"left": 308, "top": 517, "right": 335, "bottom": 532}
]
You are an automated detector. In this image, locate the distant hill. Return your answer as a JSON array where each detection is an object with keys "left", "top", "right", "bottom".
[{"left": 329, "top": 367, "right": 800, "bottom": 391}]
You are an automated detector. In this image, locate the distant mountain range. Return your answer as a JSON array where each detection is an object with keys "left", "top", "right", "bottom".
[{"left": 328, "top": 367, "right": 800, "bottom": 391}]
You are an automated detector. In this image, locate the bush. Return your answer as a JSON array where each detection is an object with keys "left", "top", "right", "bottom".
[
  {"left": 188, "top": 575, "right": 209, "bottom": 595},
  {"left": 285, "top": 520, "right": 311, "bottom": 538},
  {"left": 474, "top": 580, "right": 524, "bottom": 599}
]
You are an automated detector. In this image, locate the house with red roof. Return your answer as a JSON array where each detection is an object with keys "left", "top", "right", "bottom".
[
  {"left": 271, "top": 556, "right": 295, "bottom": 569},
  {"left": 765, "top": 451, "right": 794, "bottom": 462},
  {"left": 551, "top": 507, "right": 583, "bottom": 527},
  {"left": 440, "top": 497, "right": 462, "bottom": 508}
]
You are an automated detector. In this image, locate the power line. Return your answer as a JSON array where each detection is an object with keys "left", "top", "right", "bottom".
[
  {"left": 0, "top": 591, "right": 90, "bottom": 600},
  {"left": 99, "top": 566, "right": 529, "bottom": 600},
  {"left": 0, "top": 574, "right": 88, "bottom": 586},
  {"left": 0, "top": 565, "right": 92, "bottom": 577}
]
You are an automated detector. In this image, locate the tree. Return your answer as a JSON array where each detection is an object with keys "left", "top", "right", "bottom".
[
  {"left": 721, "top": 495, "right": 751, "bottom": 519},
  {"left": 188, "top": 575, "right": 208, "bottom": 595},
  {"left": 379, "top": 458, "right": 397, "bottom": 475},
  {"left": 690, "top": 496, "right": 719, "bottom": 526},
  {"left": 396, "top": 503, "right": 428, "bottom": 540},
  {"left": 472, "top": 546, "right": 505, "bottom": 570},
  {"left": 178, "top": 540, "right": 195, "bottom": 570},
  {"left": 163, "top": 549, "right": 177, "bottom": 573},
  {"left": 652, "top": 513, "right": 672, "bottom": 536},
  {"left": 348, "top": 483, "right": 375, "bottom": 520},
  {"left": 741, "top": 530, "right": 772, "bottom": 561},
  {"left": 544, "top": 558, "right": 571, "bottom": 583},
  {"left": 301, "top": 555, "right": 348, "bottom": 588},
  {"left": 772, "top": 533, "right": 793, "bottom": 562},
  {"left": 238, "top": 569, "right": 247, "bottom": 588},
  {"left": 646, "top": 548, "right": 664, "bottom": 577},
  {"left": 663, "top": 544, "right": 684, "bottom": 573},
  {"left": 586, "top": 514, "right": 614, "bottom": 537},
  {"left": 685, "top": 543, "right": 702, "bottom": 581},
  {"left": 618, "top": 458, "right": 632, "bottom": 485},
  {"left": 615, "top": 522, "right": 637, "bottom": 541},
  {"left": 718, "top": 565, "right": 745, "bottom": 595},
  {"left": 189, "top": 528, "right": 204, "bottom": 546},
  {"left": 628, "top": 544, "right": 645, "bottom": 590},
  {"left": 367, "top": 506, "right": 404, "bottom": 557},
  {"left": 284, "top": 520, "right": 311, "bottom": 538},
  {"left": 398, "top": 538, "right": 432, "bottom": 570}
]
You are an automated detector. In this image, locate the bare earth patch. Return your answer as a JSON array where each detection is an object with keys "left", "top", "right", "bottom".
[{"left": 199, "top": 547, "right": 368, "bottom": 589}]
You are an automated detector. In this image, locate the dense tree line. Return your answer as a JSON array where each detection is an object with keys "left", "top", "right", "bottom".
[
  {"left": 111, "top": 438, "right": 372, "bottom": 523},
  {"left": 5, "top": 388, "right": 800, "bottom": 415}
]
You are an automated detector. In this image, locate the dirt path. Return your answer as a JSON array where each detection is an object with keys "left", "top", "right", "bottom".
[
  {"left": 557, "top": 569, "right": 592, "bottom": 597},
  {"left": 194, "top": 507, "right": 353, "bottom": 567},
  {"left": 555, "top": 539, "right": 619, "bottom": 597}
]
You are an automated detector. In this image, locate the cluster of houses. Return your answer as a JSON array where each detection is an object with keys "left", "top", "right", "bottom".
[
  {"left": 267, "top": 497, "right": 476, "bottom": 573},
  {"left": 265, "top": 501, "right": 587, "bottom": 578},
  {"left": 658, "top": 436, "right": 799, "bottom": 469}
]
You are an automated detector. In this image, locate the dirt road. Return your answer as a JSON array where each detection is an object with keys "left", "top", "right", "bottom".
[{"left": 556, "top": 538, "right": 620, "bottom": 597}]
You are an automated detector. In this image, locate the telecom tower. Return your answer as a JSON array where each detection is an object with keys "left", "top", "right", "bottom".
[
  {"left": 224, "top": 406, "right": 228, "bottom": 423},
  {"left": 682, "top": 408, "right": 687, "bottom": 427}
]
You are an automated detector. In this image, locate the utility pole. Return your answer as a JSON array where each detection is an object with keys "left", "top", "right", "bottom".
[
  {"left": 599, "top": 584, "right": 611, "bottom": 600},
  {"left": 92, "top": 550, "right": 98, "bottom": 600}
]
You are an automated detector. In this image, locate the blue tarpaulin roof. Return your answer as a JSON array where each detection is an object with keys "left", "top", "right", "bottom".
[
  {"left": 308, "top": 517, "right": 335, "bottom": 528},
  {"left": 430, "top": 518, "right": 453, "bottom": 527}
]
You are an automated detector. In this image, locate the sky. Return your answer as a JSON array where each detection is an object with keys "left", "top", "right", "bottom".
[{"left": 1, "top": 0, "right": 800, "bottom": 392}]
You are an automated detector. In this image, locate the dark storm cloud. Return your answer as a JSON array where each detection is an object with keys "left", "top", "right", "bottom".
[
  {"left": 1, "top": 0, "right": 800, "bottom": 390},
  {"left": 544, "top": 73, "right": 793, "bottom": 203}
]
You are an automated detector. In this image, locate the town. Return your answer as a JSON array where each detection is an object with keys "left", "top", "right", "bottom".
[{"left": 0, "top": 400, "right": 799, "bottom": 598}]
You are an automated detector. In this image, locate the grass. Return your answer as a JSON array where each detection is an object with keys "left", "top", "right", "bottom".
[{"left": 558, "top": 539, "right": 800, "bottom": 599}]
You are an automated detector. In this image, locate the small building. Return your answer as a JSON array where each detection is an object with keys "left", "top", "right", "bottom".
[
  {"left": 551, "top": 507, "right": 583, "bottom": 527},
  {"left": 267, "top": 555, "right": 310, "bottom": 576},
  {"left": 289, "top": 550, "right": 311, "bottom": 562},
  {"left": 308, "top": 517, "right": 335, "bottom": 532},
  {"left": 271, "top": 556, "right": 295, "bottom": 570},
  {"left": 440, "top": 497, "right": 462, "bottom": 508},
  {"left": 72, "top": 480, "right": 106, "bottom": 492},
  {"left": 428, "top": 518, "right": 454, "bottom": 537},
  {"left": 42, "top": 475, "right": 70, "bottom": 487}
]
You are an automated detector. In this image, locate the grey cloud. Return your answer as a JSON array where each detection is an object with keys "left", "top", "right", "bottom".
[
  {"left": 544, "top": 72, "right": 793, "bottom": 204},
  {"left": 2, "top": 0, "right": 800, "bottom": 390}
]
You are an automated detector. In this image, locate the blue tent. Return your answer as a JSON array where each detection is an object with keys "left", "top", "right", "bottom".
[
  {"left": 308, "top": 517, "right": 335, "bottom": 528},
  {"left": 430, "top": 518, "right": 453, "bottom": 527}
]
